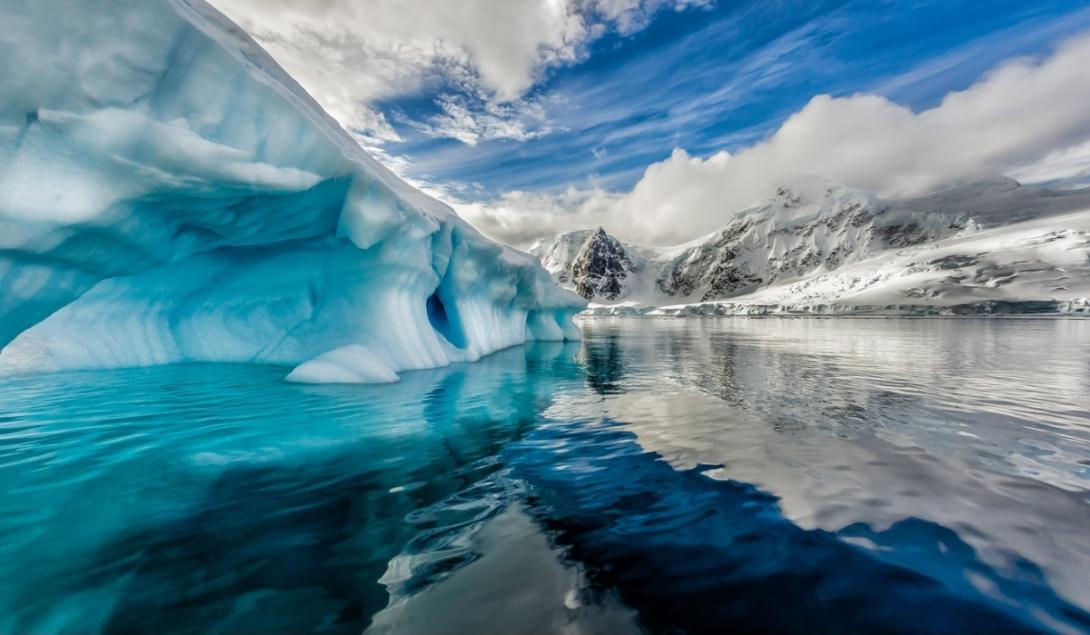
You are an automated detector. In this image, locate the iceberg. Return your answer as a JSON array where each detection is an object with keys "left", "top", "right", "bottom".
[{"left": 0, "top": 0, "right": 583, "bottom": 382}]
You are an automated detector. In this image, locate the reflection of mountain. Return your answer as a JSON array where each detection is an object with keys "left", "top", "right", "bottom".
[
  {"left": 531, "top": 178, "right": 1090, "bottom": 314},
  {"left": 5, "top": 324, "right": 1089, "bottom": 634},
  {"left": 510, "top": 418, "right": 1087, "bottom": 634},
  {"left": 581, "top": 331, "right": 626, "bottom": 395},
  {"left": 565, "top": 318, "right": 1090, "bottom": 620}
]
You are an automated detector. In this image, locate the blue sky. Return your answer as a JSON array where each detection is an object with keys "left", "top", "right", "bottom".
[
  {"left": 373, "top": 0, "right": 1090, "bottom": 198},
  {"left": 216, "top": 0, "right": 1090, "bottom": 245}
]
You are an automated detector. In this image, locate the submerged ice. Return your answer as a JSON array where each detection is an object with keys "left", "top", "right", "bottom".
[{"left": 0, "top": 0, "right": 583, "bottom": 382}]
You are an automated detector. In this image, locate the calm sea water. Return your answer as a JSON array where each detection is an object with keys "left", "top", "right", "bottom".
[{"left": 1, "top": 318, "right": 1089, "bottom": 634}]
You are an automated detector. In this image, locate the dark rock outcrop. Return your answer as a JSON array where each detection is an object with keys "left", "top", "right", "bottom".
[{"left": 571, "top": 228, "right": 635, "bottom": 300}]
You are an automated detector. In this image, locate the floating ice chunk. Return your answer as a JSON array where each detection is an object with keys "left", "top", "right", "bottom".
[{"left": 286, "top": 345, "right": 400, "bottom": 385}]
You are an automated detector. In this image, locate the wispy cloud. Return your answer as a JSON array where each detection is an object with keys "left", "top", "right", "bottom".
[
  {"left": 211, "top": 0, "right": 706, "bottom": 149},
  {"left": 211, "top": 0, "right": 1090, "bottom": 249},
  {"left": 870, "top": 3, "right": 1090, "bottom": 105},
  {"left": 403, "top": 94, "right": 553, "bottom": 146},
  {"left": 465, "top": 32, "right": 1090, "bottom": 247},
  {"left": 380, "top": 1, "right": 856, "bottom": 194}
]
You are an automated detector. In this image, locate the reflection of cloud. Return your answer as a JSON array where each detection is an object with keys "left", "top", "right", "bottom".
[
  {"left": 367, "top": 505, "right": 641, "bottom": 635},
  {"left": 560, "top": 318, "right": 1090, "bottom": 610},
  {"left": 525, "top": 379, "right": 1090, "bottom": 633}
]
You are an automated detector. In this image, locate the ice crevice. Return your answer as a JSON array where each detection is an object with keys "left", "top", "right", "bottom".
[{"left": 0, "top": 0, "right": 584, "bottom": 383}]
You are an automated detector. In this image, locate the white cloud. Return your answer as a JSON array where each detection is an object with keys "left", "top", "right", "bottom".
[
  {"left": 464, "top": 33, "right": 1090, "bottom": 247},
  {"left": 1008, "top": 140, "right": 1090, "bottom": 184},
  {"left": 407, "top": 94, "right": 552, "bottom": 146},
  {"left": 588, "top": 0, "right": 712, "bottom": 34},
  {"left": 455, "top": 188, "right": 621, "bottom": 248},
  {"left": 211, "top": 0, "right": 702, "bottom": 147}
]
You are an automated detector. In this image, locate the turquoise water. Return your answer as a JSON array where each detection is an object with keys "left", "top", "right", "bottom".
[{"left": 1, "top": 318, "right": 1089, "bottom": 634}]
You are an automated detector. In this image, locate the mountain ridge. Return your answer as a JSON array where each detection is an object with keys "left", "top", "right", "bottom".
[{"left": 529, "top": 178, "right": 1090, "bottom": 313}]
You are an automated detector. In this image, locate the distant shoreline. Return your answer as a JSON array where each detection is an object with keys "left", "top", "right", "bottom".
[{"left": 579, "top": 299, "right": 1090, "bottom": 318}]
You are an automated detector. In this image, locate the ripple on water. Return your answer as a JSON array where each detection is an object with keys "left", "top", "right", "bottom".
[{"left": 0, "top": 321, "right": 1088, "bottom": 634}]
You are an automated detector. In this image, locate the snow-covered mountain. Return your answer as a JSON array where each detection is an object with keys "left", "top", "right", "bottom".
[
  {"left": 0, "top": 0, "right": 583, "bottom": 383},
  {"left": 530, "top": 178, "right": 1090, "bottom": 315},
  {"left": 536, "top": 228, "right": 641, "bottom": 300}
]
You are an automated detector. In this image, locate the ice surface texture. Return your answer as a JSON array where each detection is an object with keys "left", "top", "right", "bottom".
[{"left": 0, "top": 0, "right": 583, "bottom": 382}]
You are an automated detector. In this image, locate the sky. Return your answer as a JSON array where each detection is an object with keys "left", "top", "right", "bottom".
[{"left": 212, "top": 0, "right": 1090, "bottom": 247}]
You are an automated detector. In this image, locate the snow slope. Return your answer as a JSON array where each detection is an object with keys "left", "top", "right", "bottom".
[
  {"left": 654, "top": 209, "right": 1090, "bottom": 316},
  {"left": 0, "top": 0, "right": 583, "bottom": 382},
  {"left": 534, "top": 178, "right": 1090, "bottom": 315}
]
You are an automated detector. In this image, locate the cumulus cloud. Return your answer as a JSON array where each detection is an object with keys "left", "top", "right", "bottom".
[
  {"left": 464, "top": 33, "right": 1090, "bottom": 247},
  {"left": 456, "top": 188, "right": 622, "bottom": 248},
  {"left": 211, "top": 0, "right": 705, "bottom": 148}
]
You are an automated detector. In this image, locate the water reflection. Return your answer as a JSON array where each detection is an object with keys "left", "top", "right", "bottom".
[
  {"left": 583, "top": 331, "right": 626, "bottom": 395},
  {"left": 0, "top": 318, "right": 1088, "bottom": 634},
  {"left": 509, "top": 416, "right": 1089, "bottom": 634},
  {"left": 0, "top": 344, "right": 587, "bottom": 634},
  {"left": 570, "top": 319, "right": 1090, "bottom": 619}
]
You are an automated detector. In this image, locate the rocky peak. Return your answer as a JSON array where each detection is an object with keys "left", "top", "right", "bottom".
[
  {"left": 571, "top": 227, "right": 634, "bottom": 300},
  {"left": 529, "top": 177, "right": 1090, "bottom": 309}
]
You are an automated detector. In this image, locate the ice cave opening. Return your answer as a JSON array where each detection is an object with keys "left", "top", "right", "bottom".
[{"left": 426, "top": 291, "right": 467, "bottom": 350}]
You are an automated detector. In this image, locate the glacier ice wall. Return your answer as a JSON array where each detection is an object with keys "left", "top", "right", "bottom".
[{"left": 0, "top": 0, "right": 583, "bottom": 382}]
